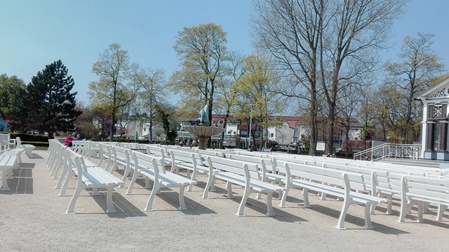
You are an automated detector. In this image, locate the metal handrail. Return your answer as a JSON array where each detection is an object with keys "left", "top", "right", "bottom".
[{"left": 353, "top": 143, "right": 421, "bottom": 161}]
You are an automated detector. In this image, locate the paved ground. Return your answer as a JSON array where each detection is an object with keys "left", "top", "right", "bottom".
[{"left": 1, "top": 150, "right": 449, "bottom": 251}]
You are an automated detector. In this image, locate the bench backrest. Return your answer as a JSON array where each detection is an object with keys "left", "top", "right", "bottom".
[
  {"left": 112, "top": 146, "right": 130, "bottom": 165},
  {"left": 207, "top": 156, "right": 260, "bottom": 181},
  {"left": 276, "top": 161, "right": 364, "bottom": 193},
  {"left": 402, "top": 175, "right": 449, "bottom": 199},
  {"left": 132, "top": 150, "right": 165, "bottom": 177},
  {"left": 98, "top": 143, "right": 111, "bottom": 158},
  {"left": 118, "top": 142, "right": 141, "bottom": 149},
  {"left": 227, "top": 154, "right": 272, "bottom": 180},
  {"left": 65, "top": 147, "right": 88, "bottom": 174},
  {"left": 197, "top": 149, "right": 226, "bottom": 158},
  {"left": 170, "top": 149, "right": 203, "bottom": 166},
  {"left": 147, "top": 145, "right": 168, "bottom": 157}
]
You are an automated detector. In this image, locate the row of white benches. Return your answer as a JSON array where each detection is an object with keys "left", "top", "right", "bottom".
[
  {"left": 267, "top": 153, "right": 449, "bottom": 222},
  {"left": 48, "top": 140, "right": 196, "bottom": 214},
  {"left": 48, "top": 141, "right": 449, "bottom": 229},
  {"left": 243, "top": 151, "right": 449, "bottom": 222},
  {"left": 163, "top": 147, "right": 382, "bottom": 229},
  {"left": 164, "top": 147, "right": 449, "bottom": 228}
]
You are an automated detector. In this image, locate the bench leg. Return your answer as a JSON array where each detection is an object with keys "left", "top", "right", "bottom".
[
  {"left": 60, "top": 170, "right": 76, "bottom": 197},
  {"left": 6, "top": 169, "right": 13, "bottom": 179},
  {"left": 437, "top": 205, "right": 448, "bottom": 221},
  {"left": 1, "top": 170, "right": 11, "bottom": 191},
  {"left": 144, "top": 177, "right": 151, "bottom": 189},
  {"left": 126, "top": 169, "right": 139, "bottom": 195},
  {"left": 178, "top": 185, "right": 187, "bottom": 210},
  {"left": 55, "top": 163, "right": 68, "bottom": 189},
  {"left": 398, "top": 197, "right": 413, "bottom": 222},
  {"left": 279, "top": 185, "right": 291, "bottom": 208},
  {"left": 121, "top": 167, "right": 130, "bottom": 183},
  {"left": 105, "top": 186, "right": 116, "bottom": 213},
  {"left": 188, "top": 170, "right": 198, "bottom": 192},
  {"left": 363, "top": 203, "right": 374, "bottom": 229},
  {"left": 417, "top": 201, "right": 425, "bottom": 222},
  {"left": 66, "top": 184, "right": 84, "bottom": 214},
  {"left": 336, "top": 198, "right": 351, "bottom": 230},
  {"left": 237, "top": 187, "right": 251, "bottom": 216},
  {"left": 226, "top": 181, "right": 234, "bottom": 199},
  {"left": 144, "top": 181, "right": 161, "bottom": 211},
  {"left": 202, "top": 174, "right": 215, "bottom": 199},
  {"left": 265, "top": 192, "right": 275, "bottom": 216},
  {"left": 385, "top": 195, "right": 393, "bottom": 214},
  {"left": 302, "top": 188, "right": 310, "bottom": 208}
]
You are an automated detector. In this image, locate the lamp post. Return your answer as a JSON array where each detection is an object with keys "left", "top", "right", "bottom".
[{"left": 249, "top": 108, "right": 253, "bottom": 148}]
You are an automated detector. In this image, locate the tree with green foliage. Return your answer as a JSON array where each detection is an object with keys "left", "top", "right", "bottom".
[
  {"left": 0, "top": 74, "right": 26, "bottom": 117},
  {"left": 169, "top": 23, "right": 229, "bottom": 126},
  {"left": 74, "top": 104, "right": 98, "bottom": 139},
  {"left": 214, "top": 52, "right": 245, "bottom": 148},
  {"left": 17, "top": 60, "right": 81, "bottom": 138},
  {"left": 234, "top": 53, "right": 285, "bottom": 149},
  {"left": 154, "top": 103, "right": 178, "bottom": 144},
  {"left": 89, "top": 43, "right": 137, "bottom": 141}
]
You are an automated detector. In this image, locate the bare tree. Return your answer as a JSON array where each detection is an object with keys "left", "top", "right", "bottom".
[
  {"left": 385, "top": 33, "right": 445, "bottom": 142},
  {"left": 253, "top": 0, "right": 326, "bottom": 155},
  {"left": 129, "top": 64, "right": 166, "bottom": 143},
  {"left": 253, "top": 0, "right": 406, "bottom": 154}
]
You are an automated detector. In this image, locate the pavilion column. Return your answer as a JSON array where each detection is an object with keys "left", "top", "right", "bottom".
[
  {"left": 426, "top": 121, "right": 435, "bottom": 151},
  {"left": 438, "top": 121, "right": 447, "bottom": 151}
]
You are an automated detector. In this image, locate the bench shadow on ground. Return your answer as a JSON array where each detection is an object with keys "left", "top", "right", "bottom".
[
  {"left": 198, "top": 183, "right": 306, "bottom": 223},
  {"left": 27, "top": 153, "right": 43, "bottom": 159},
  {"left": 112, "top": 177, "right": 217, "bottom": 216},
  {"left": 0, "top": 163, "right": 35, "bottom": 194},
  {"left": 89, "top": 192, "right": 148, "bottom": 218},
  {"left": 65, "top": 188, "right": 147, "bottom": 218},
  {"left": 280, "top": 194, "right": 413, "bottom": 233},
  {"left": 373, "top": 199, "right": 449, "bottom": 229}
]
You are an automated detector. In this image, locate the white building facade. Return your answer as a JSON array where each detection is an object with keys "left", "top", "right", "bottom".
[{"left": 416, "top": 77, "right": 449, "bottom": 160}]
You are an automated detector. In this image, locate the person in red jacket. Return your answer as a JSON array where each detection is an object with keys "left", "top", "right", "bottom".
[{"left": 63, "top": 134, "right": 74, "bottom": 147}]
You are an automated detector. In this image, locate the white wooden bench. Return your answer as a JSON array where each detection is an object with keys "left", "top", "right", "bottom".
[
  {"left": 399, "top": 175, "right": 449, "bottom": 222},
  {"left": 0, "top": 148, "right": 23, "bottom": 191},
  {"left": 203, "top": 156, "right": 284, "bottom": 216},
  {"left": 15, "top": 137, "right": 35, "bottom": 157},
  {"left": 169, "top": 149, "right": 208, "bottom": 191},
  {"left": 62, "top": 148, "right": 124, "bottom": 214},
  {"left": 276, "top": 161, "right": 387, "bottom": 229},
  {"left": 126, "top": 151, "right": 197, "bottom": 211}
]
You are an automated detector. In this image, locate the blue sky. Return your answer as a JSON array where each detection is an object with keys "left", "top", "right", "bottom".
[{"left": 1, "top": 0, "right": 448, "bottom": 106}]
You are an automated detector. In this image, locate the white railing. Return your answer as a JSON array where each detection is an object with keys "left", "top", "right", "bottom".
[{"left": 353, "top": 143, "right": 422, "bottom": 161}]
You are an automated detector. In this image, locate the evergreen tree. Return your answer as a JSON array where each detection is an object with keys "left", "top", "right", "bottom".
[{"left": 22, "top": 60, "right": 81, "bottom": 138}]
